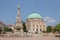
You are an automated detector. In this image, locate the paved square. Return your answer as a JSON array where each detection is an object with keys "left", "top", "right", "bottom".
[{"left": 0, "top": 34, "right": 60, "bottom": 40}]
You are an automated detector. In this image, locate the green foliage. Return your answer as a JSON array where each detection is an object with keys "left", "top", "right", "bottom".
[
  {"left": 23, "top": 22, "right": 27, "bottom": 32},
  {"left": 52, "top": 28, "right": 57, "bottom": 33},
  {"left": 0, "top": 27, "right": 2, "bottom": 34},
  {"left": 4, "top": 27, "right": 13, "bottom": 32},
  {"left": 46, "top": 26, "right": 52, "bottom": 33},
  {"left": 56, "top": 23, "right": 60, "bottom": 31}
]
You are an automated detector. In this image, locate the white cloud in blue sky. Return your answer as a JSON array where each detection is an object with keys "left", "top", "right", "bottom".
[{"left": 44, "top": 16, "right": 56, "bottom": 23}]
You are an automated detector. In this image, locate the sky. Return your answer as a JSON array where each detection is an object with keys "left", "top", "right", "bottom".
[{"left": 0, "top": 0, "right": 60, "bottom": 26}]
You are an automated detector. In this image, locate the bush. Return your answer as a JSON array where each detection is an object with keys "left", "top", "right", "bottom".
[
  {"left": 4, "top": 27, "right": 13, "bottom": 32},
  {"left": 46, "top": 26, "right": 52, "bottom": 33}
]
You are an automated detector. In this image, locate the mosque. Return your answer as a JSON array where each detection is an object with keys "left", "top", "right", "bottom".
[
  {"left": 13, "top": 3, "right": 47, "bottom": 34},
  {"left": 26, "top": 13, "right": 47, "bottom": 33}
]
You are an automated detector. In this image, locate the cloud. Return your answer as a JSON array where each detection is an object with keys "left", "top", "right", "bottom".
[{"left": 43, "top": 16, "right": 56, "bottom": 23}]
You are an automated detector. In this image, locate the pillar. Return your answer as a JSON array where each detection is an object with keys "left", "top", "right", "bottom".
[
  {"left": 42, "top": 25, "right": 43, "bottom": 31},
  {"left": 38, "top": 25, "right": 40, "bottom": 33},
  {"left": 34, "top": 25, "right": 36, "bottom": 33}
]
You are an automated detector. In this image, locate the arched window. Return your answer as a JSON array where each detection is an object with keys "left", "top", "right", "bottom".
[
  {"left": 36, "top": 28, "right": 38, "bottom": 31},
  {"left": 40, "top": 29, "right": 42, "bottom": 31}
]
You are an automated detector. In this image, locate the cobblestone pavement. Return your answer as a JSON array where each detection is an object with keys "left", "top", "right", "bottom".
[{"left": 0, "top": 34, "right": 60, "bottom": 40}]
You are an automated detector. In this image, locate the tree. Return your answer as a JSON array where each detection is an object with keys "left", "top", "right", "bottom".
[
  {"left": 23, "top": 22, "right": 27, "bottom": 32},
  {"left": 46, "top": 26, "right": 52, "bottom": 33},
  {"left": 0, "top": 27, "right": 2, "bottom": 34},
  {"left": 56, "top": 23, "right": 60, "bottom": 32},
  {"left": 52, "top": 28, "right": 57, "bottom": 33},
  {"left": 4, "top": 27, "right": 13, "bottom": 32}
]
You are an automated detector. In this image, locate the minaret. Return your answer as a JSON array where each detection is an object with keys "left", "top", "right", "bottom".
[
  {"left": 14, "top": 3, "right": 23, "bottom": 33},
  {"left": 16, "top": 3, "right": 21, "bottom": 23}
]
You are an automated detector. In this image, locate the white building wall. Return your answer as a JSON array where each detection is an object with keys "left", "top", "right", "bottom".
[{"left": 26, "top": 18, "right": 46, "bottom": 34}]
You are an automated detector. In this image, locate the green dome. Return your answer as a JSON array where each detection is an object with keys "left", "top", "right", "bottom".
[{"left": 27, "top": 13, "right": 42, "bottom": 19}]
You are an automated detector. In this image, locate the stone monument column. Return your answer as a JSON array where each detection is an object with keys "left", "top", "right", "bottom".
[{"left": 14, "top": 3, "right": 23, "bottom": 33}]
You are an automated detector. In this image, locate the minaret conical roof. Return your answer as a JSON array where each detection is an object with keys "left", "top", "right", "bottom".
[{"left": 18, "top": 3, "right": 20, "bottom": 8}]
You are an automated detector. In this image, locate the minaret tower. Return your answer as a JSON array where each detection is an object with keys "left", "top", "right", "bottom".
[
  {"left": 14, "top": 3, "right": 23, "bottom": 33},
  {"left": 16, "top": 3, "right": 21, "bottom": 23}
]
